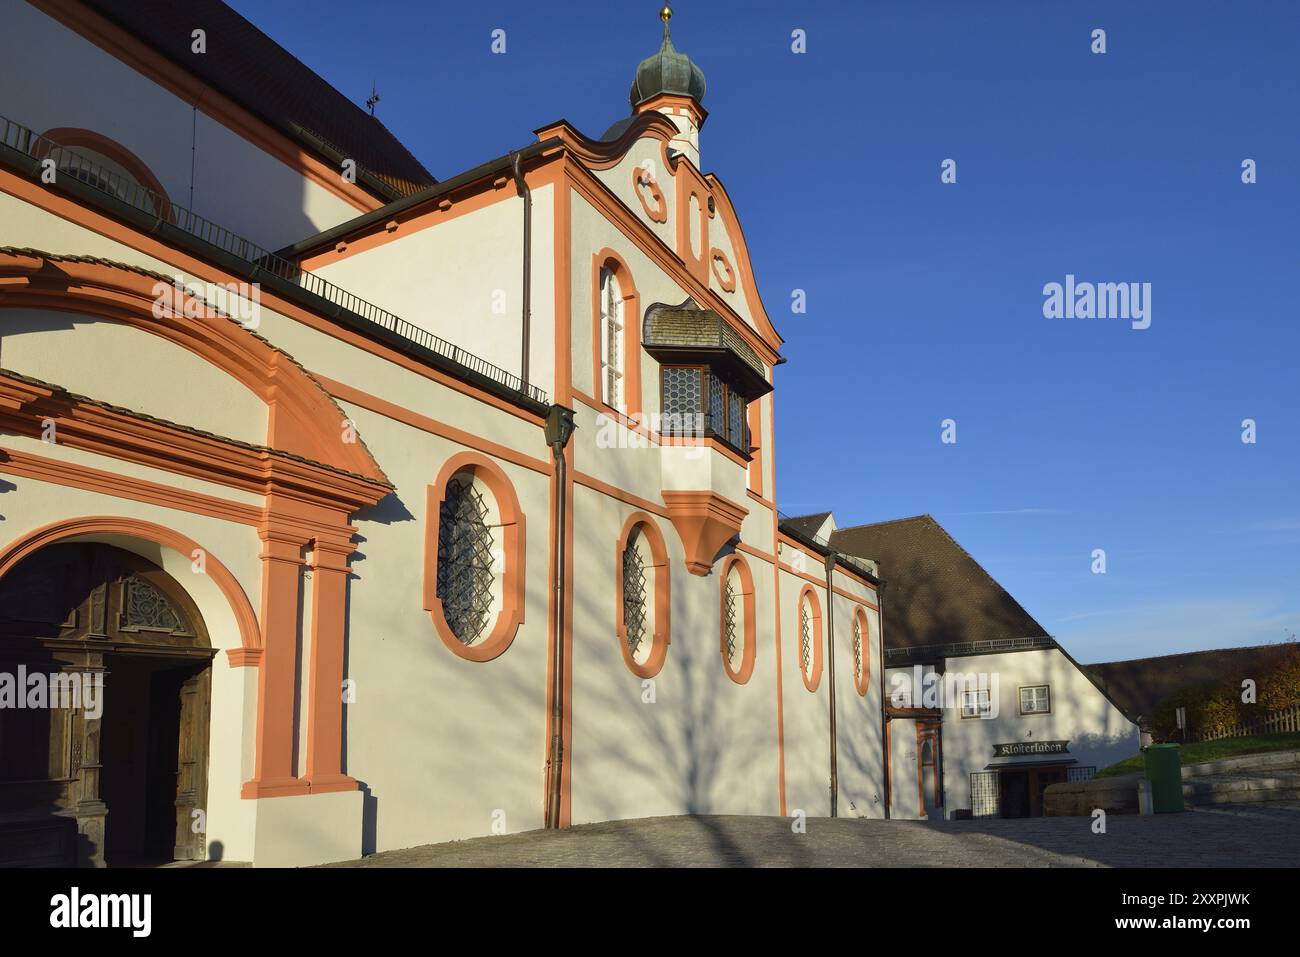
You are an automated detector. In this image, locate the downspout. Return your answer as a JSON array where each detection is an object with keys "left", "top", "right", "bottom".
[
  {"left": 544, "top": 405, "right": 575, "bottom": 828},
  {"left": 825, "top": 552, "right": 838, "bottom": 817},
  {"left": 878, "top": 582, "right": 890, "bottom": 819},
  {"left": 511, "top": 152, "right": 532, "bottom": 390}
]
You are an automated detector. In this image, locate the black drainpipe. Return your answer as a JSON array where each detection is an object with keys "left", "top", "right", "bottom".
[
  {"left": 825, "top": 551, "right": 838, "bottom": 817},
  {"left": 878, "top": 582, "right": 890, "bottom": 819},
  {"left": 510, "top": 152, "right": 532, "bottom": 390},
  {"left": 544, "top": 405, "right": 575, "bottom": 828}
]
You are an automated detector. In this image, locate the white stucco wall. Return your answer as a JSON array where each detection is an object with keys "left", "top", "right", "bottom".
[
  {"left": 1, "top": 1, "right": 364, "bottom": 248},
  {"left": 307, "top": 186, "right": 556, "bottom": 403}
]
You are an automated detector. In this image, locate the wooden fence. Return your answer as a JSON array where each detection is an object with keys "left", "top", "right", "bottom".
[{"left": 1194, "top": 703, "right": 1300, "bottom": 742}]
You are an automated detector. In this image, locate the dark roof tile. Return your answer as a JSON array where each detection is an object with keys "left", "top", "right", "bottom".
[
  {"left": 83, "top": 0, "right": 436, "bottom": 198},
  {"left": 831, "top": 515, "right": 1049, "bottom": 652}
]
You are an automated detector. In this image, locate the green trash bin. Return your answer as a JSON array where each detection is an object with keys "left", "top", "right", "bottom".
[{"left": 1144, "top": 744, "right": 1184, "bottom": 813}]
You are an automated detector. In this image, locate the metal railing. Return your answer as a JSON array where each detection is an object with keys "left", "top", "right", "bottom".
[
  {"left": 0, "top": 115, "right": 548, "bottom": 405},
  {"left": 885, "top": 636, "right": 1057, "bottom": 662}
]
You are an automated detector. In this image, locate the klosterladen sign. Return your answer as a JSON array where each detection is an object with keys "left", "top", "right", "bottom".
[{"left": 992, "top": 740, "right": 1069, "bottom": 757}]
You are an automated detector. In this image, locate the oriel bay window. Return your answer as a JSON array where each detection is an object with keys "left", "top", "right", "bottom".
[
  {"left": 643, "top": 298, "right": 772, "bottom": 455},
  {"left": 660, "top": 365, "right": 750, "bottom": 451}
]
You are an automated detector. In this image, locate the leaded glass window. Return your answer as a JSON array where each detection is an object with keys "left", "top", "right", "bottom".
[
  {"left": 622, "top": 534, "right": 649, "bottom": 657},
  {"left": 799, "top": 600, "right": 812, "bottom": 676},
  {"left": 600, "top": 267, "right": 624, "bottom": 410},
  {"left": 121, "top": 576, "right": 187, "bottom": 632},
  {"left": 852, "top": 616, "right": 863, "bottom": 684},
  {"left": 727, "top": 389, "right": 744, "bottom": 448},
  {"left": 662, "top": 366, "right": 701, "bottom": 433},
  {"left": 723, "top": 572, "right": 739, "bottom": 665},
  {"left": 437, "top": 476, "right": 496, "bottom": 644}
]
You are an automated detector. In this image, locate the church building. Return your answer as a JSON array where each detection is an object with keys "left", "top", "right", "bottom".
[
  {"left": 0, "top": 1, "right": 1141, "bottom": 866},
  {"left": 0, "top": 0, "right": 889, "bottom": 866}
]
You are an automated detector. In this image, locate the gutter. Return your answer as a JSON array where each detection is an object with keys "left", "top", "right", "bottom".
[
  {"left": 544, "top": 405, "right": 576, "bottom": 829},
  {"left": 825, "top": 551, "right": 839, "bottom": 817},
  {"left": 878, "top": 581, "right": 891, "bottom": 819},
  {"left": 510, "top": 152, "right": 532, "bottom": 390}
]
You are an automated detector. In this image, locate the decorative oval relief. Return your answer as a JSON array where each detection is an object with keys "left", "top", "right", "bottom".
[
  {"left": 633, "top": 165, "right": 667, "bottom": 224},
  {"left": 710, "top": 248, "right": 736, "bottom": 293}
]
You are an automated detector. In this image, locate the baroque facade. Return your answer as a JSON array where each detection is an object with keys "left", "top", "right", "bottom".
[{"left": 0, "top": 1, "right": 1134, "bottom": 866}]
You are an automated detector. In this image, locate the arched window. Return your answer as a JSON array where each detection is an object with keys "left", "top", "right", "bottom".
[
  {"left": 796, "top": 586, "right": 823, "bottom": 692},
  {"left": 852, "top": 607, "right": 872, "bottom": 696},
  {"left": 424, "top": 453, "right": 526, "bottom": 661},
  {"left": 719, "top": 554, "right": 756, "bottom": 683},
  {"left": 436, "top": 475, "right": 496, "bottom": 644},
  {"left": 600, "top": 266, "right": 625, "bottom": 410},
  {"left": 615, "top": 513, "right": 670, "bottom": 677}
]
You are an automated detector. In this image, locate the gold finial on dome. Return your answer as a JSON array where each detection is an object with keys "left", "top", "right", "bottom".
[{"left": 660, "top": 4, "right": 672, "bottom": 26}]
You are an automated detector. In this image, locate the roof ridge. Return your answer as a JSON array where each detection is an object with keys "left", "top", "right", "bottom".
[{"left": 1085, "top": 640, "right": 1299, "bottom": 668}]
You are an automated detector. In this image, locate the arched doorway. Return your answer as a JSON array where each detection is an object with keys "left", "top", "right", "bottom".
[{"left": 0, "top": 542, "right": 212, "bottom": 866}]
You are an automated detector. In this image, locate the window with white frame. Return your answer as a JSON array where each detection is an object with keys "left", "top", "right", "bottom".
[
  {"left": 960, "top": 688, "right": 992, "bottom": 719},
  {"left": 1019, "top": 685, "right": 1051, "bottom": 715},
  {"left": 599, "top": 267, "right": 624, "bottom": 411}
]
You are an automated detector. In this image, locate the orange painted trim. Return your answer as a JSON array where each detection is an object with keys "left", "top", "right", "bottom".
[
  {"left": 746, "top": 401, "right": 764, "bottom": 497},
  {"left": 915, "top": 722, "right": 943, "bottom": 818},
  {"left": 719, "top": 554, "right": 756, "bottom": 685},
  {"left": 852, "top": 607, "right": 872, "bottom": 697},
  {"left": 703, "top": 174, "right": 785, "bottom": 350},
  {"left": 777, "top": 531, "right": 879, "bottom": 591},
  {"left": 304, "top": 536, "right": 357, "bottom": 792},
  {"left": 28, "top": 0, "right": 386, "bottom": 213},
  {"left": 632, "top": 164, "right": 667, "bottom": 223},
  {"left": 535, "top": 113, "right": 680, "bottom": 172},
  {"left": 572, "top": 469, "right": 669, "bottom": 518},
  {"left": 296, "top": 161, "right": 564, "bottom": 269},
  {"left": 733, "top": 540, "right": 776, "bottom": 565},
  {"left": 661, "top": 489, "right": 748, "bottom": 576},
  {"left": 572, "top": 391, "right": 755, "bottom": 468},
  {"left": 590, "top": 248, "right": 643, "bottom": 419},
  {"left": 0, "top": 372, "right": 383, "bottom": 516},
  {"left": 777, "top": 560, "right": 880, "bottom": 609},
  {"left": 746, "top": 489, "right": 774, "bottom": 511},
  {"left": 0, "top": 249, "right": 388, "bottom": 486},
  {"left": 0, "top": 171, "right": 542, "bottom": 430},
  {"left": 423, "top": 452, "right": 526, "bottom": 662},
  {"left": 0, "top": 515, "right": 262, "bottom": 652},
  {"left": 0, "top": 444, "right": 261, "bottom": 527},
  {"left": 675, "top": 162, "right": 711, "bottom": 285},
  {"left": 635, "top": 93, "right": 708, "bottom": 131},
  {"left": 614, "top": 511, "right": 671, "bottom": 679},
  {"left": 36, "top": 127, "right": 173, "bottom": 218},
  {"left": 226, "top": 648, "right": 263, "bottom": 668},
  {"left": 796, "top": 584, "right": 825, "bottom": 693},
  {"left": 710, "top": 247, "right": 737, "bottom": 293},
  {"left": 319, "top": 377, "right": 550, "bottom": 476},
  {"left": 563, "top": 159, "right": 782, "bottom": 367}
]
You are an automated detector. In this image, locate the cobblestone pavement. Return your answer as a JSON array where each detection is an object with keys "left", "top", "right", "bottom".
[{"left": 326, "top": 803, "right": 1300, "bottom": 867}]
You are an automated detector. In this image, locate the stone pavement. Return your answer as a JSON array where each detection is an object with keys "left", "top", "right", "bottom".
[{"left": 324, "top": 803, "right": 1300, "bottom": 867}]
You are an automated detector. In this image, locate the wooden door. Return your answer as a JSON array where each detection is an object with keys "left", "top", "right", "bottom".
[{"left": 172, "top": 666, "right": 211, "bottom": 860}]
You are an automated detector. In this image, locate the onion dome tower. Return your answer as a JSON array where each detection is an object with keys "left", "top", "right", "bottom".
[{"left": 628, "top": 4, "right": 707, "bottom": 166}]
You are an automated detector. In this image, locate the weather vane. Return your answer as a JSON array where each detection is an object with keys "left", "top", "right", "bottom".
[{"left": 366, "top": 82, "right": 380, "bottom": 116}]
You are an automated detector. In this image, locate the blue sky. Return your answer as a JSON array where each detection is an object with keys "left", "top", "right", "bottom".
[{"left": 232, "top": 0, "right": 1299, "bottom": 663}]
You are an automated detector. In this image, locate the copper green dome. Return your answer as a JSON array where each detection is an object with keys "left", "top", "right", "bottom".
[{"left": 629, "top": 7, "right": 706, "bottom": 109}]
